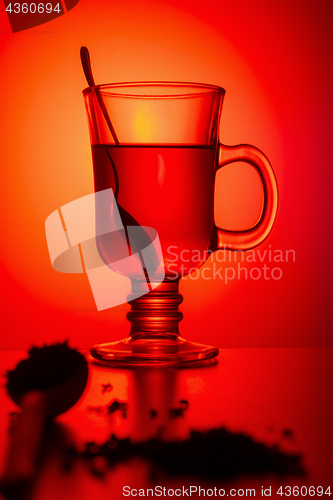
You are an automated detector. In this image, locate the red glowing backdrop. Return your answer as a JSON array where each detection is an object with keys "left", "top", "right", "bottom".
[{"left": 0, "top": 0, "right": 332, "bottom": 350}]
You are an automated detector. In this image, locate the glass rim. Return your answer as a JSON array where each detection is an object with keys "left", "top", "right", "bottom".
[{"left": 82, "top": 81, "right": 226, "bottom": 98}]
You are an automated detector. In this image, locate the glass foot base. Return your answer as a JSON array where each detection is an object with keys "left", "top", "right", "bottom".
[{"left": 90, "top": 337, "right": 219, "bottom": 366}]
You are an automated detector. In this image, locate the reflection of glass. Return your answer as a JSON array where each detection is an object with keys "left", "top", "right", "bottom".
[
  {"left": 129, "top": 369, "right": 182, "bottom": 442},
  {"left": 83, "top": 82, "right": 278, "bottom": 365}
]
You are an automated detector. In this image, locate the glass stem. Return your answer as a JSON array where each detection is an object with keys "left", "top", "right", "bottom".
[{"left": 126, "top": 280, "right": 183, "bottom": 341}]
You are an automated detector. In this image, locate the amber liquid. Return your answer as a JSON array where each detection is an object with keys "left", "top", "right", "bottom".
[{"left": 92, "top": 145, "right": 217, "bottom": 279}]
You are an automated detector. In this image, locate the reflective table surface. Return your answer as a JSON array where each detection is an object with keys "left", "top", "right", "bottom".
[{"left": 0, "top": 348, "right": 332, "bottom": 499}]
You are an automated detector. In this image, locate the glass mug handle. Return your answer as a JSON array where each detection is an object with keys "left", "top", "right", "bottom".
[{"left": 213, "top": 144, "right": 278, "bottom": 250}]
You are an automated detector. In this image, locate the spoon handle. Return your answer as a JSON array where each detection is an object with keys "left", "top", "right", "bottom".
[
  {"left": 80, "top": 46, "right": 95, "bottom": 87},
  {"left": 0, "top": 390, "right": 48, "bottom": 498},
  {"left": 80, "top": 46, "right": 120, "bottom": 145}
]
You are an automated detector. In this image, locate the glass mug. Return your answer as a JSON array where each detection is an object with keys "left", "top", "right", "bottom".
[{"left": 83, "top": 82, "right": 278, "bottom": 365}]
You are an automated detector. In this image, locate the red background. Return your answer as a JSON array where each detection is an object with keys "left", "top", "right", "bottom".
[{"left": 0, "top": 0, "right": 332, "bottom": 350}]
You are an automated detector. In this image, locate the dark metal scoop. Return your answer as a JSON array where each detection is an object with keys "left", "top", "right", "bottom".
[{"left": 0, "top": 342, "right": 88, "bottom": 499}]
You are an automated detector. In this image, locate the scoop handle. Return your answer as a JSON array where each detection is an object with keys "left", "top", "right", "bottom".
[{"left": 0, "top": 390, "right": 48, "bottom": 498}]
